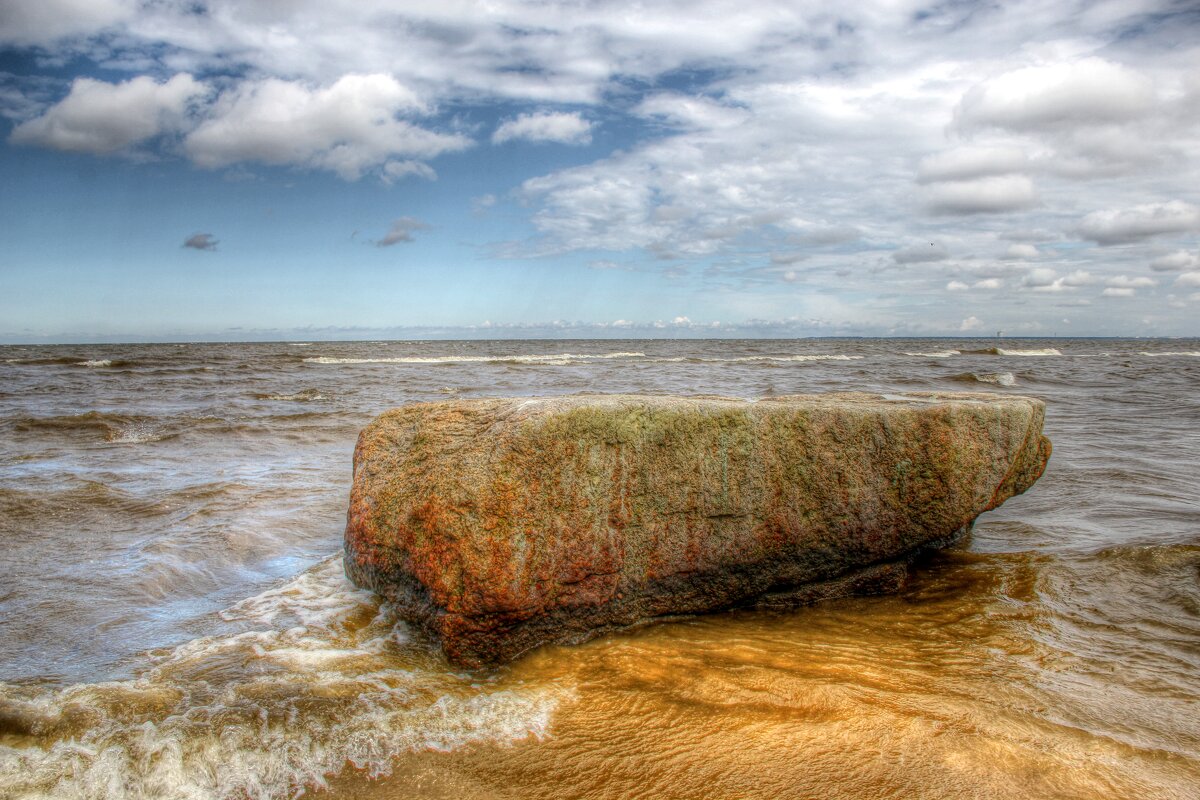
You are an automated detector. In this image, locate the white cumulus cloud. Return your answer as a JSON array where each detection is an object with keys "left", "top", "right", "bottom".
[
  {"left": 916, "top": 146, "right": 1028, "bottom": 184},
  {"left": 1004, "top": 244, "right": 1039, "bottom": 260},
  {"left": 955, "top": 58, "right": 1156, "bottom": 132},
  {"left": 1150, "top": 250, "right": 1199, "bottom": 272},
  {"left": 1077, "top": 201, "right": 1200, "bottom": 245},
  {"left": 922, "top": 175, "right": 1037, "bottom": 215},
  {"left": 492, "top": 111, "right": 592, "bottom": 145},
  {"left": 185, "top": 74, "right": 469, "bottom": 180},
  {"left": 1023, "top": 268, "right": 1095, "bottom": 292},
  {"left": 9, "top": 74, "right": 205, "bottom": 154}
]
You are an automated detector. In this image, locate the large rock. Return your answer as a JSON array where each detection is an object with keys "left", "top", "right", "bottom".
[{"left": 344, "top": 393, "right": 1050, "bottom": 666}]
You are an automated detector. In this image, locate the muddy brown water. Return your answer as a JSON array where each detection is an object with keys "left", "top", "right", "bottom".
[{"left": 1, "top": 339, "right": 1197, "bottom": 799}]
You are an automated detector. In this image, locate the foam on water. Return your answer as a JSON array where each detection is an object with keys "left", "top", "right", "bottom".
[
  {"left": 76, "top": 360, "right": 113, "bottom": 368},
  {"left": 0, "top": 558, "right": 563, "bottom": 800},
  {"left": 648, "top": 354, "right": 863, "bottom": 364},
  {"left": 994, "top": 347, "right": 1062, "bottom": 357},
  {"left": 4, "top": 336, "right": 1200, "bottom": 799},
  {"left": 903, "top": 350, "right": 960, "bottom": 358},
  {"left": 303, "top": 352, "right": 646, "bottom": 366},
  {"left": 950, "top": 371, "right": 1017, "bottom": 387},
  {"left": 13, "top": 412, "right": 180, "bottom": 444},
  {"left": 254, "top": 389, "right": 330, "bottom": 402},
  {"left": 724, "top": 354, "right": 863, "bottom": 363}
]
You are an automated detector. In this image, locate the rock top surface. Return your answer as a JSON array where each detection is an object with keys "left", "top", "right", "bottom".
[{"left": 344, "top": 392, "right": 1051, "bottom": 666}]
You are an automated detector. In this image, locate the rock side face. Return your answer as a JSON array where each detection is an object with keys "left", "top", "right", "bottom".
[{"left": 344, "top": 393, "right": 1050, "bottom": 666}]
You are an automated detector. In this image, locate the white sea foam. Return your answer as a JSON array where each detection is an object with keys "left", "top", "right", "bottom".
[
  {"left": 995, "top": 347, "right": 1062, "bottom": 356},
  {"left": 77, "top": 359, "right": 112, "bottom": 367},
  {"left": 259, "top": 389, "right": 329, "bottom": 402},
  {"left": 636, "top": 354, "right": 862, "bottom": 364},
  {"left": 108, "top": 428, "right": 163, "bottom": 444},
  {"left": 904, "top": 350, "right": 960, "bottom": 358},
  {"left": 304, "top": 352, "right": 646, "bottom": 365},
  {"left": 106, "top": 422, "right": 170, "bottom": 443},
  {"left": 977, "top": 371, "right": 1017, "bottom": 386},
  {"left": 0, "top": 557, "right": 564, "bottom": 800},
  {"left": 726, "top": 354, "right": 863, "bottom": 362},
  {"left": 1139, "top": 351, "right": 1200, "bottom": 357}
]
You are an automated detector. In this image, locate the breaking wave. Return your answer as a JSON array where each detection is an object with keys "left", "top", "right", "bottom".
[
  {"left": 903, "top": 350, "right": 960, "bottom": 358},
  {"left": 722, "top": 354, "right": 863, "bottom": 363},
  {"left": 960, "top": 347, "right": 1063, "bottom": 357},
  {"left": 11, "top": 411, "right": 182, "bottom": 444},
  {"left": 252, "top": 388, "right": 331, "bottom": 402},
  {"left": 1139, "top": 351, "right": 1200, "bottom": 357},
  {"left": 995, "top": 347, "right": 1062, "bottom": 357},
  {"left": 4, "top": 357, "right": 124, "bottom": 367},
  {"left": 949, "top": 371, "right": 1017, "bottom": 387},
  {"left": 304, "top": 352, "right": 646, "bottom": 365},
  {"left": 647, "top": 354, "right": 863, "bottom": 364},
  {"left": 0, "top": 558, "right": 563, "bottom": 800}
]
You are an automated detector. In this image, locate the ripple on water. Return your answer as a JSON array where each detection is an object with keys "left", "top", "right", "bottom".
[
  {"left": 0, "top": 558, "right": 563, "bottom": 800},
  {"left": 2, "top": 337, "right": 1199, "bottom": 799},
  {"left": 327, "top": 546, "right": 1200, "bottom": 800}
]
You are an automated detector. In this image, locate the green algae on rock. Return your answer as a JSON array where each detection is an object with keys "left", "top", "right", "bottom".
[{"left": 343, "top": 393, "right": 1051, "bottom": 667}]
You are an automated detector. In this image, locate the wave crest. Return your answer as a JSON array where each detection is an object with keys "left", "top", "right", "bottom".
[
  {"left": 995, "top": 347, "right": 1062, "bottom": 357},
  {"left": 0, "top": 558, "right": 562, "bottom": 800},
  {"left": 904, "top": 350, "right": 960, "bottom": 358},
  {"left": 949, "top": 371, "right": 1017, "bottom": 387},
  {"left": 305, "top": 352, "right": 646, "bottom": 366}
]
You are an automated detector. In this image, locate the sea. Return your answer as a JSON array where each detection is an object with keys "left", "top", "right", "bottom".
[{"left": 0, "top": 338, "right": 1197, "bottom": 800}]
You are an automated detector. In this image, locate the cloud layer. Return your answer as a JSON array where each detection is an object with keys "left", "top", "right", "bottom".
[{"left": 2, "top": 0, "right": 1199, "bottom": 335}]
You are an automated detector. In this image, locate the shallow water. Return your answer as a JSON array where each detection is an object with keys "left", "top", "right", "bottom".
[{"left": 1, "top": 338, "right": 1197, "bottom": 799}]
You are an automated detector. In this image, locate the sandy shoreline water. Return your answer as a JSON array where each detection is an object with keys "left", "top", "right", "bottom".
[{"left": 1, "top": 338, "right": 1198, "bottom": 799}]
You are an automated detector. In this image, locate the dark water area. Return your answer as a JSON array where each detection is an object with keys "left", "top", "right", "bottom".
[{"left": 0, "top": 338, "right": 1197, "bottom": 798}]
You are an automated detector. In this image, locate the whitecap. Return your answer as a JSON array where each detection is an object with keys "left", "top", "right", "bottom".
[
  {"left": 949, "top": 371, "right": 1017, "bottom": 387},
  {"left": 0, "top": 557, "right": 565, "bottom": 800},
  {"left": 1139, "top": 351, "right": 1200, "bottom": 357},
  {"left": 257, "top": 389, "right": 329, "bottom": 402},
  {"left": 725, "top": 355, "right": 864, "bottom": 363},
  {"left": 995, "top": 347, "right": 1062, "bottom": 356},
  {"left": 304, "top": 352, "right": 646, "bottom": 365},
  {"left": 980, "top": 371, "right": 1017, "bottom": 386},
  {"left": 76, "top": 359, "right": 112, "bottom": 367},
  {"left": 904, "top": 350, "right": 960, "bottom": 358}
]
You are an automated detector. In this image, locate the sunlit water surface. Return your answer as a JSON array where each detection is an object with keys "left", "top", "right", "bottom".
[{"left": 0, "top": 339, "right": 1197, "bottom": 799}]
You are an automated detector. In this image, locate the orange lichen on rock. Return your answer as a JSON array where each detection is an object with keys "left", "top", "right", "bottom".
[{"left": 343, "top": 392, "right": 1051, "bottom": 666}]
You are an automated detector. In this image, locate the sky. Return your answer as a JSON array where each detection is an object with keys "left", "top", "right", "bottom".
[{"left": 0, "top": 0, "right": 1198, "bottom": 342}]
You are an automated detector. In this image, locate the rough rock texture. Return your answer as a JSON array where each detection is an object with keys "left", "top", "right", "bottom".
[{"left": 344, "top": 392, "right": 1051, "bottom": 666}]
